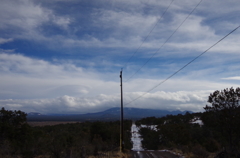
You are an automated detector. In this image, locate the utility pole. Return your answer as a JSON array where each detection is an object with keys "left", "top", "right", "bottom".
[{"left": 120, "top": 70, "right": 124, "bottom": 152}]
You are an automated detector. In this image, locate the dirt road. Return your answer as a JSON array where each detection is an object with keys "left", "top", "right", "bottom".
[{"left": 130, "top": 150, "right": 181, "bottom": 158}]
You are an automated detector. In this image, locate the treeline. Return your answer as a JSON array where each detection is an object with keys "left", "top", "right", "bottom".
[
  {"left": 0, "top": 107, "right": 132, "bottom": 158},
  {"left": 136, "top": 113, "right": 216, "bottom": 157},
  {"left": 136, "top": 87, "right": 240, "bottom": 158},
  {"left": 137, "top": 112, "right": 240, "bottom": 157}
]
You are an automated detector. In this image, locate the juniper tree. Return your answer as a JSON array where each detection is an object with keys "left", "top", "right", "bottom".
[{"left": 204, "top": 87, "right": 240, "bottom": 156}]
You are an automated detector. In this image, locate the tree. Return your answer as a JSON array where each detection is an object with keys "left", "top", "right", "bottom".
[
  {"left": 0, "top": 108, "right": 35, "bottom": 157},
  {"left": 203, "top": 87, "right": 240, "bottom": 156},
  {"left": 0, "top": 107, "right": 27, "bottom": 141},
  {"left": 140, "top": 127, "right": 160, "bottom": 150}
]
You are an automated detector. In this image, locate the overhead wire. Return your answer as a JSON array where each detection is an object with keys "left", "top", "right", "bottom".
[
  {"left": 125, "top": 0, "right": 203, "bottom": 82},
  {"left": 124, "top": 25, "right": 240, "bottom": 106},
  {"left": 123, "top": 0, "right": 175, "bottom": 69}
]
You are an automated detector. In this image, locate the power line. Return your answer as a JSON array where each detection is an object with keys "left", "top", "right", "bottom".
[
  {"left": 124, "top": 25, "right": 240, "bottom": 106},
  {"left": 125, "top": 0, "right": 203, "bottom": 82},
  {"left": 123, "top": 0, "right": 175, "bottom": 69}
]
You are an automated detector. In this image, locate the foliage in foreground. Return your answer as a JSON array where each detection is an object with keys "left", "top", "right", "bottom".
[
  {"left": 136, "top": 87, "right": 240, "bottom": 158},
  {"left": 0, "top": 107, "right": 132, "bottom": 158}
]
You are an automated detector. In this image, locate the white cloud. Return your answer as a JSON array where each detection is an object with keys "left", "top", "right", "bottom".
[
  {"left": 52, "top": 16, "right": 71, "bottom": 29},
  {"left": 0, "top": 94, "right": 119, "bottom": 114},
  {"left": 0, "top": 52, "right": 239, "bottom": 113},
  {"left": 0, "top": 53, "right": 82, "bottom": 76},
  {"left": 0, "top": 90, "right": 211, "bottom": 114},
  {"left": 222, "top": 76, "right": 240, "bottom": 80},
  {"left": 97, "top": 10, "right": 158, "bottom": 34},
  {"left": 0, "top": 38, "right": 13, "bottom": 44},
  {"left": 1, "top": 0, "right": 239, "bottom": 52},
  {"left": 123, "top": 90, "right": 210, "bottom": 112},
  {"left": 0, "top": 0, "right": 71, "bottom": 41},
  {"left": 173, "top": 14, "right": 215, "bottom": 39},
  {"left": 0, "top": 52, "right": 120, "bottom": 99},
  {"left": 0, "top": 0, "right": 48, "bottom": 29}
]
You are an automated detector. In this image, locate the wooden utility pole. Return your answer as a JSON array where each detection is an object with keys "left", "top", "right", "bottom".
[{"left": 120, "top": 70, "right": 124, "bottom": 152}]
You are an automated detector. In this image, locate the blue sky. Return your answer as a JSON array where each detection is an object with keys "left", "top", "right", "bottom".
[{"left": 0, "top": 0, "right": 240, "bottom": 114}]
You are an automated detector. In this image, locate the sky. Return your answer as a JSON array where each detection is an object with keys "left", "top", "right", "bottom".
[{"left": 0, "top": 0, "right": 240, "bottom": 114}]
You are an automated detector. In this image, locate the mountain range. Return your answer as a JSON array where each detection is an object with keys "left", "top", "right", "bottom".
[{"left": 27, "top": 107, "right": 190, "bottom": 121}]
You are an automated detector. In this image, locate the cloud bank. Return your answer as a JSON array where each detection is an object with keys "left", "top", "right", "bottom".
[{"left": 0, "top": 52, "right": 239, "bottom": 113}]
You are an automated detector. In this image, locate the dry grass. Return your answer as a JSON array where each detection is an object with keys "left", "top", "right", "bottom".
[{"left": 89, "top": 151, "right": 130, "bottom": 158}]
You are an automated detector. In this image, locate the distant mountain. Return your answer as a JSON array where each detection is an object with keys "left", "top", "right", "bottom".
[
  {"left": 27, "top": 107, "right": 191, "bottom": 121},
  {"left": 28, "top": 112, "right": 42, "bottom": 116},
  {"left": 82, "top": 107, "right": 189, "bottom": 119}
]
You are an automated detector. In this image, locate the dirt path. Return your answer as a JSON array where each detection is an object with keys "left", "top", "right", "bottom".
[{"left": 130, "top": 150, "right": 181, "bottom": 158}]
